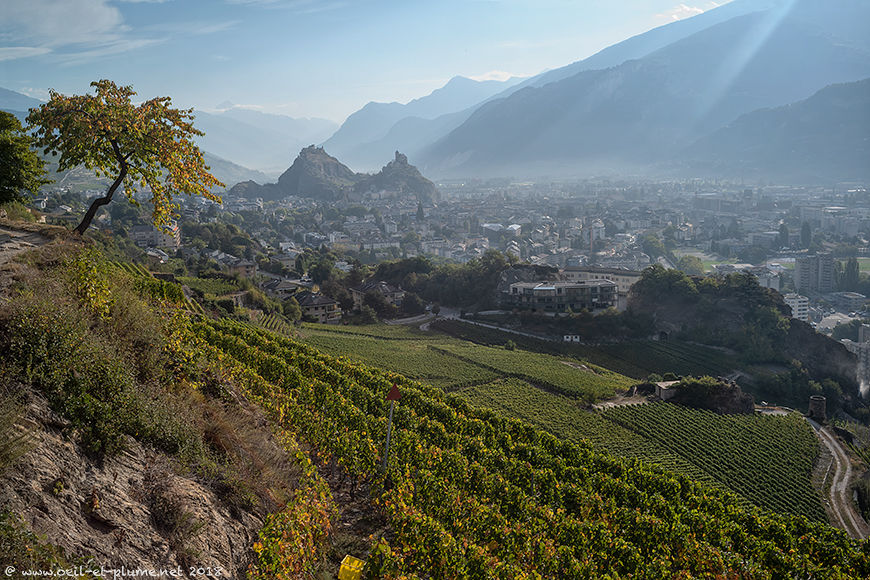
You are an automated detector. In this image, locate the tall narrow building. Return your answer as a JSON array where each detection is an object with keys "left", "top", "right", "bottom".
[{"left": 794, "top": 253, "right": 834, "bottom": 295}]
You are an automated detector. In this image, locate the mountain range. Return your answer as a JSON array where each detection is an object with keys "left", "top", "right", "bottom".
[
  {"left": 321, "top": 75, "right": 523, "bottom": 171},
  {"left": 4, "top": 0, "right": 869, "bottom": 184},
  {"left": 417, "top": 0, "right": 870, "bottom": 178},
  {"left": 193, "top": 107, "right": 337, "bottom": 175}
]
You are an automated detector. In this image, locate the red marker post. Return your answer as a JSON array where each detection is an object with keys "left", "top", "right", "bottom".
[{"left": 381, "top": 383, "right": 401, "bottom": 473}]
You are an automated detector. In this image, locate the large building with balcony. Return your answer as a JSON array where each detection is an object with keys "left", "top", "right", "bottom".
[
  {"left": 502, "top": 280, "right": 617, "bottom": 313},
  {"left": 560, "top": 266, "right": 642, "bottom": 311}
]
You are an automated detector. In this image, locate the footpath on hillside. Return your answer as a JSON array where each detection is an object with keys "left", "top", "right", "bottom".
[
  {"left": 809, "top": 419, "right": 870, "bottom": 539},
  {"left": 0, "top": 221, "right": 59, "bottom": 266}
]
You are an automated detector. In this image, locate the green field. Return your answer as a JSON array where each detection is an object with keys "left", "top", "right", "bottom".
[
  {"left": 430, "top": 319, "right": 737, "bottom": 380},
  {"left": 299, "top": 322, "right": 433, "bottom": 339}
]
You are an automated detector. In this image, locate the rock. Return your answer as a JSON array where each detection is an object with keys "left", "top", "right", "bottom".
[{"left": 0, "top": 388, "right": 263, "bottom": 578}]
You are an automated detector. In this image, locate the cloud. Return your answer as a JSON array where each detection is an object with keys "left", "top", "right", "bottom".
[
  {"left": 655, "top": 2, "right": 717, "bottom": 23},
  {"left": 0, "top": 47, "right": 52, "bottom": 62},
  {"left": 0, "top": 0, "right": 179, "bottom": 63},
  {"left": 145, "top": 20, "right": 240, "bottom": 36},
  {"left": 52, "top": 37, "right": 167, "bottom": 66},
  {"left": 469, "top": 70, "right": 522, "bottom": 82},
  {"left": 1, "top": 0, "right": 126, "bottom": 47},
  {"left": 224, "top": 0, "right": 347, "bottom": 13},
  {"left": 18, "top": 87, "right": 51, "bottom": 101}
]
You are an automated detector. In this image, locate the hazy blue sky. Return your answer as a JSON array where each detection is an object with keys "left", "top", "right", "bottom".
[{"left": 1, "top": 0, "right": 728, "bottom": 122}]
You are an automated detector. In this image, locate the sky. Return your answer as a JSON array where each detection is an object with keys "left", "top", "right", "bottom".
[{"left": 0, "top": 0, "right": 728, "bottom": 123}]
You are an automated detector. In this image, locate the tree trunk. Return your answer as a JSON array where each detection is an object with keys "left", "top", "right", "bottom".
[{"left": 73, "top": 139, "right": 128, "bottom": 235}]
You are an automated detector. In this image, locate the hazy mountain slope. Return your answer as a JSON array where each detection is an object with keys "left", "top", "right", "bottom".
[
  {"left": 332, "top": 109, "right": 470, "bottom": 172},
  {"left": 423, "top": 0, "right": 870, "bottom": 177},
  {"left": 220, "top": 108, "right": 336, "bottom": 146},
  {"left": 686, "top": 78, "right": 870, "bottom": 182},
  {"left": 508, "top": 0, "right": 780, "bottom": 93},
  {"left": 322, "top": 76, "right": 521, "bottom": 170},
  {"left": 203, "top": 152, "right": 273, "bottom": 190},
  {"left": 193, "top": 110, "right": 337, "bottom": 175},
  {"left": 0, "top": 87, "right": 43, "bottom": 112},
  {"left": 334, "top": 0, "right": 781, "bottom": 174}
]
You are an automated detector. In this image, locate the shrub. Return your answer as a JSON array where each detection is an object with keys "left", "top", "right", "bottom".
[{"left": 0, "top": 394, "right": 33, "bottom": 473}]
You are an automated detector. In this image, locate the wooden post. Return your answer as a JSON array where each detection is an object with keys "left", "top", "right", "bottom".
[{"left": 381, "top": 383, "right": 401, "bottom": 473}]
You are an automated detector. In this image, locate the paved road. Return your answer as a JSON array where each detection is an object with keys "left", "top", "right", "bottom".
[{"left": 809, "top": 419, "right": 869, "bottom": 539}]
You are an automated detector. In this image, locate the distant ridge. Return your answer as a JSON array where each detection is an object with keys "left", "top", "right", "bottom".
[
  {"left": 420, "top": 0, "right": 870, "bottom": 179},
  {"left": 685, "top": 78, "right": 870, "bottom": 182},
  {"left": 0, "top": 86, "right": 43, "bottom": 113},
  {"left": 322, "top": 75, "right": 522, "bottom": 171}
]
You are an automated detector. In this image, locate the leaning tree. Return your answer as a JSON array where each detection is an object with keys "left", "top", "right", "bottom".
[{"left": 27, "top": 80, "right": 223, "bottom": 234}]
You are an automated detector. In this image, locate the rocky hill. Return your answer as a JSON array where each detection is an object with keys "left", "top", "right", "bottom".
[
  {"left": 354, "top": 151, "right": 438, "bottom": 203},
  {"left": 276, "top": 145, "right": 359, "bottom": 201},
  {"left": 628, "top": 265, "right": 860, "bottom": 412},
  {"left": 230, "top": 147, "right": 439, "bottom": 203},
  {"left": 228, "top": 145, "right": 358, "bottom": 201}
]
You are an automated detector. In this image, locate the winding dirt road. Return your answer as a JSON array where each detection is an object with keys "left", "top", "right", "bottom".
[{"left": 810, "top": 420, "right": 869, "bottom": 539}]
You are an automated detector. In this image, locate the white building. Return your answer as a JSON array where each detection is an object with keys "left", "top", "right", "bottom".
[{"left": 783, "top": 293, "right": 809, "bottom": 321}]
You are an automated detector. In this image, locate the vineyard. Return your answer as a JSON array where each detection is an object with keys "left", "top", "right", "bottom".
[
  {"left": 429, "top": 319, "right": 738, "bottom": 380},
  {"left": 193, "top": 316, "right": 870, "bottom": 578},
  {"left": 432, "top": 342, "right": 634, "bottom": 403},
  {"left": 300, "top": 330, "right": 499, "bottom": 390},
  {"left": 601, "top": 404, "right": 825, "bottom": 521},
  {"left": 175, "top": 275, "right": 240, "bottom": 298},
  {"left": 301, "top": 324, "right": 633, "bottom": 402},
  {"left": 457, "top": 380, "right": 824, "bottom": 520},
  {"left": 457, "top": 379, "right": 717, "bottom": 487},
  {"left": 109, "top": 262, "right": 203, "bottom": 313},
  {"left": 299, "top": 322, "right": 433, "bottom": 340},
  {"left": 598, "top": 340, "right": 738, "bottom": 379},
  {"left": 429, "top": 318, "right": 648, "bottom": 377},
  {"left": 110, "top": 260, "right": 152, "bottom": 277},
  {"left": 256, "top": 312, "right": 295, "bottom": 336}
]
